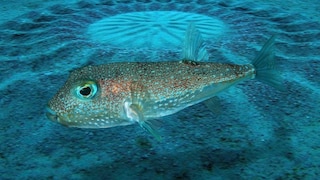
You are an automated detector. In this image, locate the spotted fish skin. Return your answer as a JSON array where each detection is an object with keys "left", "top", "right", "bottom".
[
  {"left": 46, "top": 24, "right": 281, "bottom": 139},
  {"left": 47, "top": 61, "right": 254, "bottom": 125}
]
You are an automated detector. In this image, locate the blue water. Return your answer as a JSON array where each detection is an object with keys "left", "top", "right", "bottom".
[{"left": 1, "top": 0, "right": 319, "bottom": 179}]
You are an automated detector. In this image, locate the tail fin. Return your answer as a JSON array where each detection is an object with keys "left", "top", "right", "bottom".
[{"left": 252, "top": 36, "right": 284, "bottom": 90}]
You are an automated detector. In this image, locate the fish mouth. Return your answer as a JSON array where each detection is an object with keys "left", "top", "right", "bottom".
[
  {"left": 46, "top": 105, "right": 58, "bottom": 122},
  {"left": 45, "top": 105, "right": 76, "bottom": 126}
]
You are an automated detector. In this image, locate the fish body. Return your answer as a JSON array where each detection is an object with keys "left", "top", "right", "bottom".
[{"left": 46, "top": 24, "right": 282, "bottom": 139}]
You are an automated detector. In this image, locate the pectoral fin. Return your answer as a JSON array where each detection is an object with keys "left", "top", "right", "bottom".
[
  {"left": 124, "top": 82, "right": 162, "bottom": 141},
  {"left": 125, "top": 103, "right": 162, "bottom": 141},
  {"left": 139, "top": 119, "right": 162, "bottom": 141}
]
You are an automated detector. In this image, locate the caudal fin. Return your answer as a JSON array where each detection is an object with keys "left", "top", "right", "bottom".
[{"left": 252, "top": 36, "right": 284, "bottom": 90}]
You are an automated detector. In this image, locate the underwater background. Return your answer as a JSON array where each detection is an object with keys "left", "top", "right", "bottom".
[{"left": 0, "top": 0, "right": 319, "bottom": 179}]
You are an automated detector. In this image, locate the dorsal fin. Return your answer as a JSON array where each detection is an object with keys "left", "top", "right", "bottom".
[{"left": 181, "top": 23, "right": 209, "bottom": 62}]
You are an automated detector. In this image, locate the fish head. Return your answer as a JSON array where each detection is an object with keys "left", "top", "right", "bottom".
[{"left": 46, "top": 66, "right": 133, "bottom": 128}]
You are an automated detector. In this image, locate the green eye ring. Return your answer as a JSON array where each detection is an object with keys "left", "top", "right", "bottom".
[{"left": 75, "top": 81, "right": 98, "bottom": 100}]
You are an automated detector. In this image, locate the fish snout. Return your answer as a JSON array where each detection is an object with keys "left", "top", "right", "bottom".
[{"left": 46, "top": 105, "right": 58, "bottom": 122}]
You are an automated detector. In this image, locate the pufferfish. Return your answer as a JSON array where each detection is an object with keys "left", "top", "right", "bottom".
[{"left": 46, "top": 24, "right": 282, "bottom": 140}]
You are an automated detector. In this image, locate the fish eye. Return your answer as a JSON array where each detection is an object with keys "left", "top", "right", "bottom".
[
  {"left": 80, "top": 86, "right": 91, "bottom": 96},
  {"left": 75, "top": 81, "right": 98, "bottom": 99}
]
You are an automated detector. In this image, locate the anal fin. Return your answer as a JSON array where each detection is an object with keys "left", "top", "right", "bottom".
[{"left": 204, "top": 97, "right": 222, "bottom": 115}]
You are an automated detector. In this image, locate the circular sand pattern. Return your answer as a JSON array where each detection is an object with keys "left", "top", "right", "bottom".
[{"left": 87, "top": 11, "right": 227, "bottom": 49}]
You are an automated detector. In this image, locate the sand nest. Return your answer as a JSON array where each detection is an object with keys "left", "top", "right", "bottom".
[{"left": 87, "top": 11, "right": 227, "bottom": 49}]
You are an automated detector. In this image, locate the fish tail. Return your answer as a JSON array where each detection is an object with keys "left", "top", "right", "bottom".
[{"left": 252, "top": 35, "right": 284, "bottom": 90}]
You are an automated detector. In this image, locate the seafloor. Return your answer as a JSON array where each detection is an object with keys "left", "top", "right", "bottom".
[{"left": 0, "top": 0, "right": 319, "bottom": 179}]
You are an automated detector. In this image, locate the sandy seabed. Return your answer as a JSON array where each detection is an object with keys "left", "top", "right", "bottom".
[{"left": 0, "top": 0, "right": 319, "bottom": 179}]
